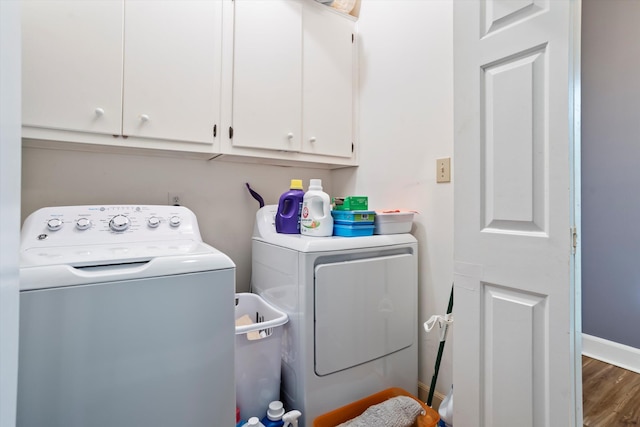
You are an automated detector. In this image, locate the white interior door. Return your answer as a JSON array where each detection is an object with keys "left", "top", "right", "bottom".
[{"left": 453, "top": 1, "right": 582, "bottom": 426}]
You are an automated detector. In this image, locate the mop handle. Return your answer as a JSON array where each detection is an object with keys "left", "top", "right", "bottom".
[{"left": 426, "top": 284, "right": 454, "bottom": 407}]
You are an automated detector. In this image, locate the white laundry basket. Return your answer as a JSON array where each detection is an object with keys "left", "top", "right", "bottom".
[{"left": 235, "top": 293, "right": 288, "bottom": 422}]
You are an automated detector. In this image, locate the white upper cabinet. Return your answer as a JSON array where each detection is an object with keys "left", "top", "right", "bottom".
[
  {"left": 22, "top": 0, "right": 222, "bottom": 153},
  {"left": 231, "top": 0, "right": 303, "bottom": 152},
  {"left": 122, "top": 1, "right": 221, "bottom": 144},
  {"left": 22, "top": 1, "right": 124, "bottom": 135},
  {"left": 302, "top": 3, "right": 354, "bottom": 158},
  {"left": 22, "top": 0, "right": 355, "bottom": 165},
  {"left": 227, "top": 0, "right": 356, "bottom": 164}
]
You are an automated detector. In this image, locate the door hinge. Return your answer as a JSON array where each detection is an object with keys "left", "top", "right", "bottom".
[
  {"left": 229, "top": 126, "right": 234, "bottom": 139},
  {"left": 571, "top": 226, "right": 578, "bottom": 253},
  {"left": 213, "top": 124, "right": 217, "bottom": 138}
]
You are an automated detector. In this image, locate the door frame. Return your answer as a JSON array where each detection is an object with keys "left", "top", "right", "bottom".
[{"left": 570, "top": 0, "right": 583, "bottom": 423}]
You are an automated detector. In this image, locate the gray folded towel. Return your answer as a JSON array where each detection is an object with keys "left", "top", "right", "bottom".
[{"left": 336, "top": 396, "right": 425, "bottom": 427}]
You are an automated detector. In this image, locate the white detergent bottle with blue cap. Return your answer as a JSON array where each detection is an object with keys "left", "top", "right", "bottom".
[
  {"left": 261, "top": 401, "right": 285, "bottom": 427},
  {"left": 300, "top": 179, "right": 332, "bottom": 237}
]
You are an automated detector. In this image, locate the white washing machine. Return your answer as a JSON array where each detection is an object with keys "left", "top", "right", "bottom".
[
  {"left": 18, "top": 205, "right": 236, "bottom": 427},
  {"left": 251, "top": 205, "right": 418, "bottom": 426}
]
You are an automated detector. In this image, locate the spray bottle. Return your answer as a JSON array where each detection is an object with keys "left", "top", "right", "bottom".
[{"left": 282, "top": 410, "right": 302, "bottom": 427}]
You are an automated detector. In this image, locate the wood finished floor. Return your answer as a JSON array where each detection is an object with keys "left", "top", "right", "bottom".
[{"left": 582, "top": 356, "right": 640, "bottom": 426}]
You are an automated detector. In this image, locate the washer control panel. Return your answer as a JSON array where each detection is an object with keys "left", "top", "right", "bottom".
[{"left": 21, "top": 205, "right": 201, "bottom": 248}]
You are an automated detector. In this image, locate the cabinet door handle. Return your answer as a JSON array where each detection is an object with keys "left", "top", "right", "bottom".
[
  {"left": 287, "top": 132, "right": 294, "bottom": 140},
  {"left": 95, "top": 108, "right": 105, "bottom": 117},
  {"left": 309, "top": 137, "right": 317, "bottom": 143},
  {"left": 140, "top": 114, "right": 150, "bottom": 122}
]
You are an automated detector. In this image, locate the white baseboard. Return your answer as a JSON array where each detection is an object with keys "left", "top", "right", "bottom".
[{"left": 582, "top": 333, "right": 640, "bottom": 374}]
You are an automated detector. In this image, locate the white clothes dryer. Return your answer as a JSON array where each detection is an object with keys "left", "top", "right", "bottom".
[
  {"left": 18, "top": 205, "right": 236, "bottom": 427},
  {"left": 251, "top": 205, "right": 418, "bottom": 426}
]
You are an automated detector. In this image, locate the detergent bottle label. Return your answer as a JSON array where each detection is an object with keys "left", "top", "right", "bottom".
[{"left": 300, "top": 195, "right": 332, "bottom": 236}]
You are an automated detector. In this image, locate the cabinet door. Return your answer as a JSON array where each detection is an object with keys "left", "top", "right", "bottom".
[
  {"left": 22, "top": 1, "right": 124, "bottom": 135},
  {"left": 231, "top": 0, "right": 302, "bottom": 152},
  {"left": 302, "top": 4, "right": 354, "bottom": 158},
  {"left": 122, "top": 1, "right": 222, "bottom": 144}
]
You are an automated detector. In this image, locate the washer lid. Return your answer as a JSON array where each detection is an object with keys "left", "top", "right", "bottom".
[
  {"left": 253, "top": 205, "right": 416, "bottom": 253},
  {"left": 20, "top": 239, "right": 223, "bottom": 268},
  {"left": 20, "top": 244, "right": 235, "bottom": 291}
]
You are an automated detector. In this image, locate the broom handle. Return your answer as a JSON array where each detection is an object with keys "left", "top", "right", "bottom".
[{"left": 426, "top": 284, "right": 454, "bottom": 407}]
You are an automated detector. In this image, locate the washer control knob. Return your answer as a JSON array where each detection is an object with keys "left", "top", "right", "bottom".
[
  {"left": 46, "top": 218, "right": 63, "bottom": 231},
  {"left": 169, "top": 216, "right": 181, "bottom": 227},
  {"left": 76, "top": 218, "right": 91, "bottom": 230},
  {"left": 109, "top": 215, "right": 130, "bottom": 232},
  {"left": 147, "top": 216, "right": 161, "bottom": 228}
]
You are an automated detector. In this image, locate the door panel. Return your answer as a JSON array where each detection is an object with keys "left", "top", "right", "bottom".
[
  {"left": 314, "top": 254, "right": 415, "bottom": 376},
  {"left": 453, "top": 0, "right": 581, "bottom": 426},
  {"left": 484, "top": 0, "right": 548, "bottom": 36},
  {"left": 483, "top": 284, "right": 547, "bottom": 427},
  {"left": 483, "top": 47, "right": 546, "bottom": 233}
]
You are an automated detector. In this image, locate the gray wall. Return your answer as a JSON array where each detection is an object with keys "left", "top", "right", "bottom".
[{"left": 582, "top": 0, "right": 640, "bottom": 349}]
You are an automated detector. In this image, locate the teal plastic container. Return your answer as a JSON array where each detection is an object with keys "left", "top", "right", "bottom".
[
  {"left": 333, "top": 223, "right": 375, "bottom": 237},
  {"left": 331, "top": 210, "right": 375, "bottom": 224}
]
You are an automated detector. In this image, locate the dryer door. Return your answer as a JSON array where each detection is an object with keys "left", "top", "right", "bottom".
[{"left": 314, "top": 253, "right": 416, "bottom": 376}]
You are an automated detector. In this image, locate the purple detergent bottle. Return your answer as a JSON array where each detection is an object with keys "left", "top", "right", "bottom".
[{"left": 275, "top": 180, "right": 305, "bottom": 234}]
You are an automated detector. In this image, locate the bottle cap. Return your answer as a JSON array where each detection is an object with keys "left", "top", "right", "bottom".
[
  {"left": 267, "top": 400, "right": 285, "bottom": 420},
  {"left": 247, "top": 417, "right": 260, "bottom": 426},
  {"left": 309, "top": 179, "right": 322, "bottom": 191},
  {"left": 290, "top": 179, "right": 303, "bottom": 190}
]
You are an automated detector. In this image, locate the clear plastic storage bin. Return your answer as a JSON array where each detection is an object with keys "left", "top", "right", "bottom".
[{"left": 235, "top": 293, "right": 288, "bottom": 422}]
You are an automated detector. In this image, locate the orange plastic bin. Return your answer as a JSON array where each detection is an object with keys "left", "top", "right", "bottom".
[{"left": 313, "top": 387, "right": 439, "bottom": 427}]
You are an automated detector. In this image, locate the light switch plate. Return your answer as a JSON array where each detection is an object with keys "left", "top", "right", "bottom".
[{"left": 437, "top": 158, "right": 451, "bottom": 183}]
